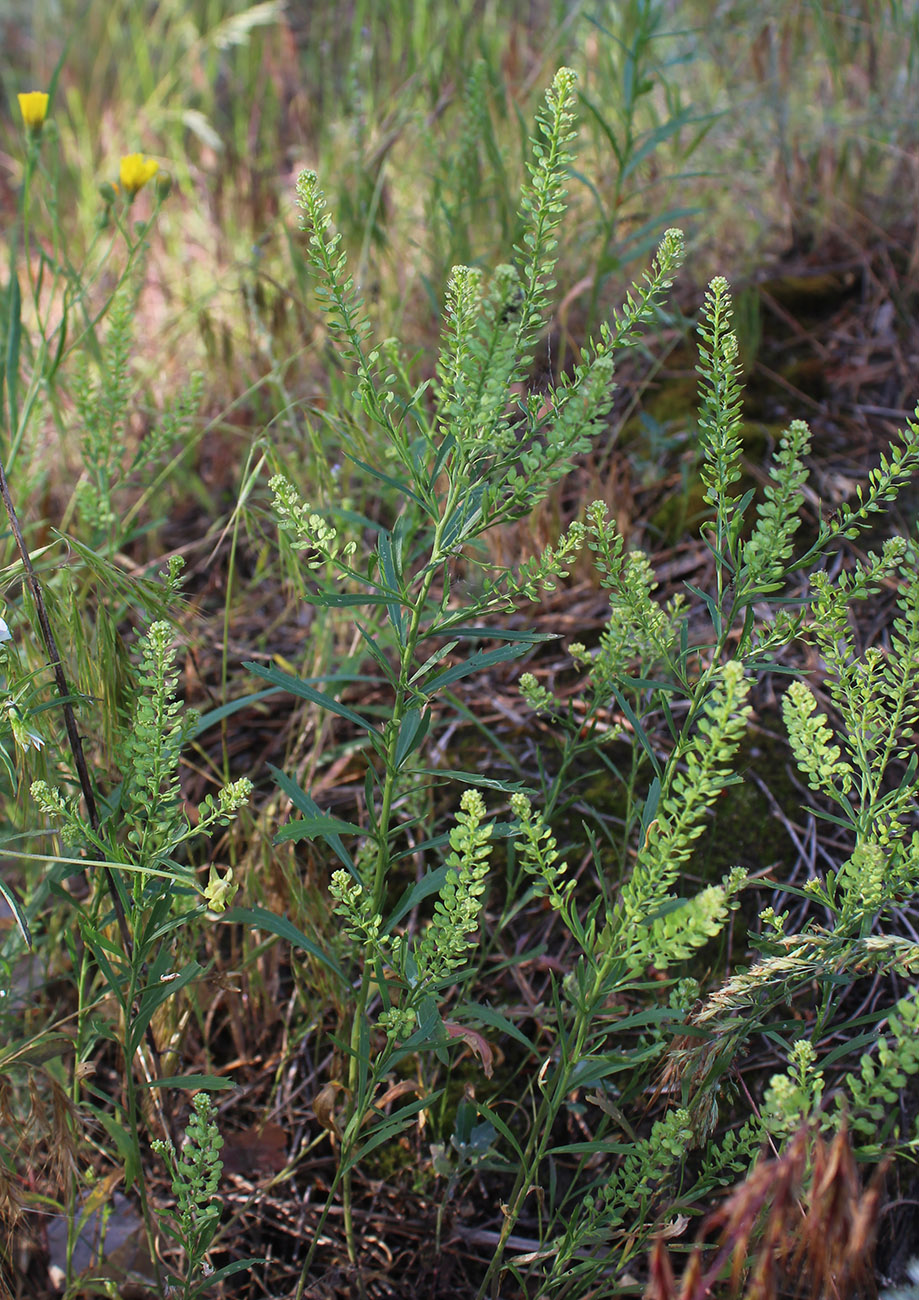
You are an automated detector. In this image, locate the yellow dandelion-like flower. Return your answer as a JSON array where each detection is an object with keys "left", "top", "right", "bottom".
[
  {"left": 119, "top": 153, "right": 159, "bottom": 198},
  {"left": 18, "top": 91, "right": 49, "bottom": 131}
]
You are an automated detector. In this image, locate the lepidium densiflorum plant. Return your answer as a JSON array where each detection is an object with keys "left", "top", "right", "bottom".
[
  {"left": 246, "top": 67, "right": 686, "bottom": 1289},
  {"left": 152, "top": 1092, "right": 258, "bottom": 1298},
  {"left": 692, "top": 537, "right": 919, "bottom": 1152},
  {"left": 31, "top": 619, "right": 250, "bottom": 1293},
  {"left": 251, "top": 64, "right": 919, "bottom": 1300},
  {"left": 331, "top": 787, "right": 492, "bottom": 1038},
  {"left": 502, "top": 275, "right": 919, "bottom": 1292},
  {"left": 0, "top": 95, "right": 255, "bottom": 1296}
]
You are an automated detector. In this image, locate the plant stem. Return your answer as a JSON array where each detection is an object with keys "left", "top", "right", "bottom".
[
  {"left": 339, "top": 514, "right": 448, "bottom": 1269},
  {"left": 475, "top": 947, "right": 623, "bottom": 1298},
  {"left": 0, "top": 454, "right": 134, "bottom": 955},
  {"left": 123, "top": 1015, "right": 166, "bottom": 1298}
]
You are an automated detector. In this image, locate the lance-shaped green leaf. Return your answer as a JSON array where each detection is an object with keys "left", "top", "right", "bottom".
[
  {"left": 344, "top": 1091, "right": 444, "bottom": 1171},
  {"left": 409, "top": 640, "right": 459, "bottom": 685},
  {"left": 269, "top": 762, "right": 354, "bottom": 870},
  {"left": 423, "top": 624, "right": 558, "bottom": 643},
  {"left": 0, "top": 875, "right": 31, "bottom": 948},
  {"left": 393, "top": 707, "right": 431, "bottom": 769},
  {"left": 221, "top": 905, "right": 344, "bottom": 981},
  {"left": 456, "top": 1001, "right": 538, "bottom": 1054},
  {"left": 4, "top": 272, "right": 21, "bottom": 435},
  {"left": 140, "top": 1073, "right": 235, "bottom": 1090},
  {"left": 410, "top": 770, "right": 533, "bottom": 795},
  {"left": 274, "top": 814, "right": 365, "bottom": 844},
  {"left": 302, "top": 590, "right": 399, "bottom": 607},
  {"left": 356, "top": 622, "right": 398, "bottom": 685},
  {"left": 385, "top": 864, "right": 449, "bottom": 932},
  {"left": 343, "top": 448, "right": 428, "bottom": 508},
  {"left": 245, "top": 661, "right": 380, "bottom": 734},
  {"left": 377, "top": 528, "right": 406, "bottom": 644},
  {"left": 421, "top": 641, "right": 533, "bottom": 694},
  {"left": 190, "top": 687, "right": 281, "bottom": 737},
  {"left": 130, "top": 961, "right": 204, "bottom": 1055}
]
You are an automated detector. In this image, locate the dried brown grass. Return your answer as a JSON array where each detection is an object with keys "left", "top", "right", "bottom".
[{"left": 647, "top": 1122, "right": 886, "bottom": 1300}]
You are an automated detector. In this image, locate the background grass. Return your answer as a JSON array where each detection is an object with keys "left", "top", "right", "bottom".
[{"left": 8, "top": 0, "right": 919, "bottom": 434}]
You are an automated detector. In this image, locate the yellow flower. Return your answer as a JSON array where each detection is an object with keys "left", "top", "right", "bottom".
[
  {"left": 18, "top": 91, "right": 49, "bottom": 131},
  {"left": 119, "top": 153, "right": 159, "bottom": 198}
]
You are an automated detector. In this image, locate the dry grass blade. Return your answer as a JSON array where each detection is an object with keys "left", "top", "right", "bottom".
[{"left": 648, "top": 1122, "right": 886, "bottom": 1300}]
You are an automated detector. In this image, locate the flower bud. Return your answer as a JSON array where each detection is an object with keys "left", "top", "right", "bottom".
[{"left": 18, "top": 91, "right": 49, "bottom": 134}]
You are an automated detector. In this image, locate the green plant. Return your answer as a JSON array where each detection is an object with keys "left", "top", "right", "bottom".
[
  {"left": 0, "top": 94, "right": 255, "bottom": 1294},
  {"left": 31, "top": 618, "right": 250, "bottom": 1292},
  {"left": 243, "top": 63, "right": 919, "bottom": 1299},
  {"left": 67, "top": 264, "right": 206, "bottom": 558},
  {"left": 152, "top": 1091, "right": 259, "bottom": 1298},
  {"left": 574, "top": 0, "right": 714, "bottom": 338},
  {"left": 6, "top": 13, "right": 919, "bottom": 1295},
  {"left": 672, "top": 0, "right": 919, "bottom": 257}
]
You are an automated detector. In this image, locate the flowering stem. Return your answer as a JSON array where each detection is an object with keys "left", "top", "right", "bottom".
[
  {"left": 337, "top": 536, "right": 445, "bottom": 1270},
  {"left": 474, "top": 946, "right": 623, "bottom": 1298},
  {"left": 0, "top": 355, "right": 173, "bottom": 1294},
  {"left": 0, "top": 453, "right": 134, "bottom": 953}
]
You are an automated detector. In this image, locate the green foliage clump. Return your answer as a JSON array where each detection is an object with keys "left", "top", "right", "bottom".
[
  {"left": 6, "top": 40, "right": 919, "bottom": 1300},
  {"left": 70, "top": 270, "right": 204, "bottom": 552},
  {"left": 245, "top": 61, "right": 919, "bottom": 1298},
  {"left": 33, "top": 620, "right": 251, "bottom": 903}
]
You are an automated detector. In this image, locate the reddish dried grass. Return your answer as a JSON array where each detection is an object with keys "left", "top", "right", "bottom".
[{"left": 647, "top": 1123, "right": 886, "bottom": 1300}]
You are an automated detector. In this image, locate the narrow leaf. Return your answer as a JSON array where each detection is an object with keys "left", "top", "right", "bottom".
[
  {"left": 425, "top": 625, "right": 557, "bottom": 643},
  {"left": 190, "top": 688, "right": 281, "bottom": 737},
  {"left": 130, "top": 963, "right": 203, "bottom": 1054},
  {"left": 456, "top": 1001, "right": 538, "bottom": 1054},
  {"left": 140, "top": 1074, "right": 235, "bottom": 1090},
  {"left": 4, "top": 273, "right": 21, "bottom": 433},
  {"left": 274, "top": 814, "right": 364, "bottom": 843},
  {"left": 393, "top": 707, "right": 431, "bottom": 770},
  {"left": 610, "top": 685, "right": 663, "bottom": 779},
  {"left": 245, "top": 661, "right": 378, "bottom": 734},
  {"left": 301, "top": 590, "right": 397, "bottom": 608},
  {"left": 410, "top": 769, "right": 533, "bottom": 795},
  {"left": 343, "top": 450, "right": 427, "bottom": 507},
  {"left": 471, "top": 1099, "right": 524, "bottom": 1163},
  {"left": 221, "top": 905, "right": 344, "bottom": 980},
  {"left": 423, "top": 641, "right": 532, "bottom": 694},
  {"left": 200, "top": 1259, "right": 268, "bottom": 1286},
  {"left": 0, "top": 875, "right": 31, "bottom": 948},
  {"left": 639, "top": 777, "right": 661, "bottom": 843},
  {"left": 378, "top": 529, "right": 406, "bottom": 644},
  {"left": 0, "top": 1033, "right": 72, "bottom": 1069},
  {"left": 385, "top": 865, "right": 449, "bottom": 932},
  {"left": 346, "top": 1093, "right": 441, "bottom": 1170},
  {"left": 409, "top": 640, "right": 459, "bottom": 685},
  {"left": 356, "top": 622, "right": 398, "bottom": 684}
]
